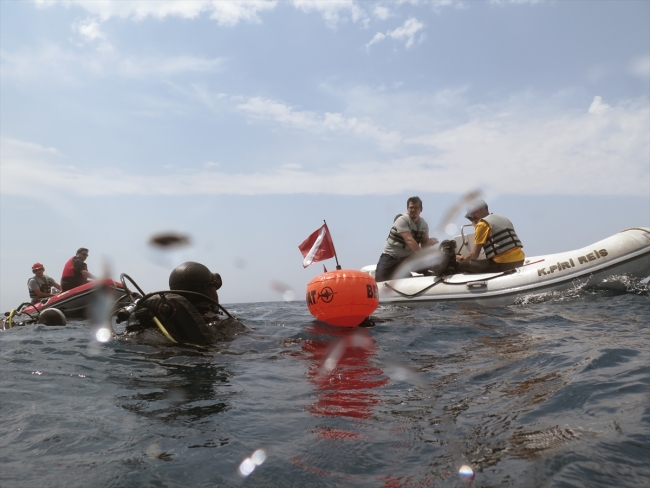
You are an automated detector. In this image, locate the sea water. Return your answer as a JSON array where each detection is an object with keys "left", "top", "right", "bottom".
[{"left": 1, "top": 279, "right": 648, "bottom": 487}]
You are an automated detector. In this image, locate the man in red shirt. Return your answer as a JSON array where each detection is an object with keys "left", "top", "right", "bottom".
[{"left": 61, "top": 248, "right": 95, "bottom": 291}]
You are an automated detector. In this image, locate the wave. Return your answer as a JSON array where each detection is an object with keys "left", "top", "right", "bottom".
[{"left": 515, "top": 274, "right": 649, "bottom": 305}]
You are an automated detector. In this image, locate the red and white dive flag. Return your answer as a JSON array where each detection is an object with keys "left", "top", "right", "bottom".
[{"left": 298, "top": 223, "right": 336, "bottom": 268}]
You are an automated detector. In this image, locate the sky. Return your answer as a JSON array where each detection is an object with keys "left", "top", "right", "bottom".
[{"left": 1, "top": 0, "right": 649, "bottom": 309}]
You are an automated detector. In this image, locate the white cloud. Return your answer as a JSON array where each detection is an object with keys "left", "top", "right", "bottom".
[
  {"left": 0, "top": 44, "right": 80, "bottom": 82},
  {"left": 31, "top": 0, "right": 550, "bottom": 34},
  {"left": 373, "top": 6, "right": 391, "bottom": 20},
  {"left": 0, "top": 44, "right": 224, "bottom": 81},
  {"left": 237, "top": 97, "right": 321, "bottom": 130},
  {"left": 588, "top": 96, "right": 610, "bottom": 115},
  {"left": 386, "top": 18, "right": 424, "bottom": 48},
  {"left": 1, "top": 138, "right": 60, "bottom": 158},
  {"left": 34, "top": 0, "right": 374, "bottom": 28},
  {"left": 3, "top": 93, "right": 647, "bottom": 198},
  {"left": 629, "top": 55, "right": 650, "bottom": 79},
  {"left": 34, "top": 0, "right": 279, "bottom": 26},
  {"left": 365, "top": 32, "right": 386, "bottom": 49},
  {"left": 291, "top": 0, "right": 365, "bottom": 27},
  {"left": 402, "top": 95, "right": 648, "bottom": 196},
  {"left": 118, "top": 55, "right": 223, "bottom": 78},
  {"left": 489, "top": 0, "right": 545, "bottom": 5},
  {"left": 72, "top": 17, "right": 114, "bottom": 51},
  {"left": 281, "top": 163, "right": 302, "bottom": 169},
  {"left": 73, "top": 17, "right": 106, "bottom": 42},
  {"left": 365, "top": 17, "right": 425, "bottom": 50},
  {"left": 236, "top": 96, "right": 401, "bottom": 150},
  {"left": 393, "top": 0, "right": 460, "bottom": 10}
]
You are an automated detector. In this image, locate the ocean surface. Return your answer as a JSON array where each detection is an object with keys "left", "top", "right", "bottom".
[{"left": 1, "top": 279, "right": 649, "bottom": 488}]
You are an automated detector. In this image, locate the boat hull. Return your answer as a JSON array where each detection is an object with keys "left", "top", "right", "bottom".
[
  {"left": 363, "top": 228, "right": 650, "bottom": 307},
  {"left": 21, "top": 279, "right": 131, "bottom": 319}
]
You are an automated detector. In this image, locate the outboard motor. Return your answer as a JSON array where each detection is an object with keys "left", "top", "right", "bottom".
[{"left": 431, "top": 239, "right": 460, "bottom": 276}]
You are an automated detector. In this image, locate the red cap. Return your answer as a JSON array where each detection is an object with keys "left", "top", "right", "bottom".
[{"left": 32, "top": 262, "right": 44, "bottom": 271}]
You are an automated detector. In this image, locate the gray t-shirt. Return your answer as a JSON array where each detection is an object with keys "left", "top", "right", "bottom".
[
  {"left": 28, "top": 275, "right": 54, "bottom": 291},
  {"left": 28, "top": 275, "right": 55, "bottom": 299},
  {"left": 383, "top": 215, "right": 429, "bottom": 259}
]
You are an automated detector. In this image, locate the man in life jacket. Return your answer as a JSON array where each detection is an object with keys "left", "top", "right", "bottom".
[
  {"left": 61, "top": 248, "right": 95, "bottom": 291},
  {"left": 28, "top": 262, "right": 61, "bottom": 303},
  {"left": 375, "top": 196, "right": 438, "bottom": 282},
  {"left": 456, "top": 199, "right": 524, "bottom": 273}
]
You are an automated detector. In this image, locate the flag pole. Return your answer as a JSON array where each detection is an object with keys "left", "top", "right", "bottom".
[{"left": 324, "top": 219, "right": 342, "bottom": 270}]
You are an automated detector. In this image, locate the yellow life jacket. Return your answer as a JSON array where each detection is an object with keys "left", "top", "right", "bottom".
[{"left": 481, "top": 214, "right": 523, "bottom": 259}]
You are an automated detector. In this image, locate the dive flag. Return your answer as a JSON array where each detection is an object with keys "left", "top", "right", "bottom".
[{"left": 299, "top": 223, "right": 336, "bottom": 268}]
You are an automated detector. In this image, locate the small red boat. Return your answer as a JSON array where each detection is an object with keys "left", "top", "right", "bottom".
[{"left": 19, "top": 279, "right": 131, "bottom": 319}]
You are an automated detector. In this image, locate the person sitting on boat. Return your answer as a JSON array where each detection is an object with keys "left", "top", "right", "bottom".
[
  {"left": 456, "top": 199, "right": 525, "bottom": 273},
  {"left": 375, "top": 196, "right": 439, "bottom": 282},
  {"left": 61, "top": 248, "right": 95, "bottom": 292},
  {"left": 28, "top": 262, "right": 61, "bottom": 303},
  {"left": 123, "top": 262, "right": 248, "bottom": 345}
]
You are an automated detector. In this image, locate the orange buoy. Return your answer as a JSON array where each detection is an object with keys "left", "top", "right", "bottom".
[{"left": 306, "top": 270, "right": 379, "bottom": 327}]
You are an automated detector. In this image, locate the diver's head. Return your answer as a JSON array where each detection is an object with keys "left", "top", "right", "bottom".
[{"left": 169, "top": 262, "right": 222, "bottom": 303}]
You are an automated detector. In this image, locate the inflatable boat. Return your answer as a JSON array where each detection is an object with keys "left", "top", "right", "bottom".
[
  {"left": 361, "top": 227, "right": 650, "bottom": 307},
  {"left": 18, "top": 279, "right": 130, "bottom": 319}
]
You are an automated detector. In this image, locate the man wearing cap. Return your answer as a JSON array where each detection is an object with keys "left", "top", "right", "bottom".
[
  {"left": 456, "top": 200, "right": 525, "bottom": 273},
  {"left": 61, "top": 248, "right": 95, "bottom": 291},
  {"left": 375, "top": 196, "right": 438, "bottom": 282},
  {"left": 28, "top": 263, "right": 61, "bottom": 303}
]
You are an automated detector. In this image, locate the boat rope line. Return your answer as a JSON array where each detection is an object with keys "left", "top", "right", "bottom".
[
  {"left": 441, "top": 270, "right": 512, "bottom": 286},
  {"left": 382, "top": 278, "right": 444, "bottom": 298},
  {"left": 382, "top": 270, "right": 511, "bottom": 298}
]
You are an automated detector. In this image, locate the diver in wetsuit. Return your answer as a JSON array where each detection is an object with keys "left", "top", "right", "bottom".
[{"left": 121, "top": 262, "right": 248, "bottom": 345}]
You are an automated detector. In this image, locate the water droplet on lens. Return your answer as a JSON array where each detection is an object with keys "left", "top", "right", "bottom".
[
  {"left": 445, "top": 223, "right": 458, "bottom": 235},
  {"left": 251, "top": 449, "right": 266, "bottom": 465},
  {"left": 149, "top": 232, "right": 191, "bottom": 249},
  {"left": 459, "top": 464, "right": 474, "bottom": 478},
  {"left": 146, "top": 443, "right": 162, "bottom": 459},
  {"left": 239, "top": 458, "right": 256, "bottom": 476},
  {"left": 96, "top": 327, "right": 112, "bottom": 343},
  {"left": 270, "top": 280, "right": 294, "bottom": 301},
  {"left": 324, "top": 357, "right": 337, "bottom": 371}
]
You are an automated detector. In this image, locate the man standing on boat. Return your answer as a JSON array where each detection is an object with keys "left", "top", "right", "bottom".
[
  {"left": 61, "top": 248, "right": 95, "bottom": 291},
  {"left": 375, "top": 196, "right": 438, "bottom": 282},
  {"left": 457, "top": 200, "right": 525, "bottom": 273},
  {"left": 28, "top": 263, "right": 61, "bottom": 303}
]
